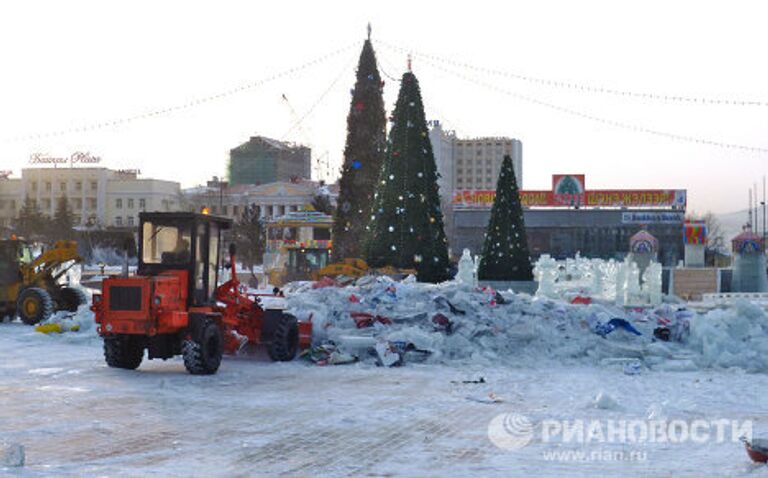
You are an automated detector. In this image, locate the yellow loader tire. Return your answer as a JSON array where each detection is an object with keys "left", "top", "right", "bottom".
[{"left": 17, "top": 287, "right": 54, "bottom": 326}]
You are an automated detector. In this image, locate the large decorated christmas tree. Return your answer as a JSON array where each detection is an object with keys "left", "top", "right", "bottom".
[
  {"left": 365, "top": 69, "right": 451, "bottom": 283},
  {"left": 331, "top": 27, "right": 387, "bottom": 261},
  {"left": 477, "top": 155, "right": 534, "bottom": 281}
]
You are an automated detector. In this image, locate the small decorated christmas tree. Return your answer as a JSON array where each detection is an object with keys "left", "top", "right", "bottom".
[
  {"left": 365, "top": 69, "right": 451, "bottom": 283},
  {"left": 477, "top": 154, "right": 533, "bottom": 281}
]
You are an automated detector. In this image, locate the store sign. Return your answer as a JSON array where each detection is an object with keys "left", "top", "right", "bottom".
[
  {"left": 453, "top": 174, "right": 687, "bottom": 209},
  {"left": 621, "top": 212, "right": 685, "bottom": 224},
  {"left": 453, "top": 190, "right": 687, "bottom": 208},
  {"left": 29, "top": 151, "right": 102, "bottom": 166},
  {"left": 586, "top": 190, "right": 686, "bottom": 208}
]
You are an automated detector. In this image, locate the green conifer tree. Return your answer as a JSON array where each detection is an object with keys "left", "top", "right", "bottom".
[
  {"left": 365, "top": 70, "right": 451, "bottom": 283},
  {"left": 14, "top": 196, "right": 46, "bottom": 241},
  {"left": 53, "top": 194, "right": 75, "bottom": 240},
  {"left": 477, "top": 155, "right": 533, "bottom": 281},
  {"left": 332, "top": 28, "right": 386, "bottom": 260},
  {"left": 232, "top": 204, "right": 265, "bottom": 273}
]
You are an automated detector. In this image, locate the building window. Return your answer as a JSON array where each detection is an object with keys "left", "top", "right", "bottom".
[
  {"left": 60, "top": 182, "right": 66, "bottom": 191},
  {"left": 127, "top": 216, "right": 134, "bottom": 227},
  {"left": 42, "top": 199, "right": 51, "bottom": 210},
  {"left": 139, "top": 198, "right": 146, "bottom": 209},
  {"left": 91, "top": 181, "right": 97, "bottom": 191},
  {"left": 10, "top": 200, "right": 16, "bottom": 210},
  {"left": 45, "top": 182, "right": 51, "bottom": 192},
  {"left": 127, "top": 198, "right": 134, "bottom": 209},
  {"left": 87, "top": 198, "right": 96, "bottom": 210},
  {"left": 233, "top": 205, "right": 239, "bottom": 217},
  {"left": 74, "top": 198, "right": 82, "bottom": 209},
  {"left": 31, "top": 181, "right": 38, "bottom": 192},
  {"left": 223, "top": 205, "right": 228, "bottom": 216},
  {"left": 75, "top": 181, "right": 82, "bottom": 192},
  {"left": 211, "top": 206, "right": 218, "bottom": 214},
  {"left": 73, "top": 216, "right": 81, "bottom": 225},
  {"left": 115, "top": 216, "right": 123, "bottom": 226},
  {"left": 116, "top": 198, "right": 122, "bottom": 209}
]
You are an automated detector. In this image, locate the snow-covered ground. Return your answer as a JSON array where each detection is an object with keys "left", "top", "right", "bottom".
[
  {"left": 1, "top": 323, "right": 767, "bottom": 476},
  {"left": 3, "top": 278, "right": 768, "bottom": 476}
]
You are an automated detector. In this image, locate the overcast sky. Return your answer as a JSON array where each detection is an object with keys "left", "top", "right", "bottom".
[{"left": 1, "top": 0, "right": 766, "bottom": 214}]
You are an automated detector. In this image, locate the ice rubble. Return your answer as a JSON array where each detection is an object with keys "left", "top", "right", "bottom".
[{"left": 285, "top": 276, "right": 768, "bottom": 372}]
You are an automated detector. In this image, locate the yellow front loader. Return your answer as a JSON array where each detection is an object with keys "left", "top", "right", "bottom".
[
  {"left": 310, "top": 258, "right": 417, "bottom": 282},
  {"left": 0, "top": 239, "right": 85, "bottom": 325}
]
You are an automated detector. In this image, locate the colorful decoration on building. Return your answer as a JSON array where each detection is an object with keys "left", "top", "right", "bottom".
[
  {"left": 683, "top": 220, "right": 708, "bottom": 245},
  {"left": 630, "top": 230, "right": 659, "bottom": 254},
  {"left": 732, "top": 228, "right": 764, "bottom": 255}
]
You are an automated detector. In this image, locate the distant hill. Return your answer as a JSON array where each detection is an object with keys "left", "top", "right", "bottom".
[{"left": 716, "top": 209, "right": 762, "bottom": 241}]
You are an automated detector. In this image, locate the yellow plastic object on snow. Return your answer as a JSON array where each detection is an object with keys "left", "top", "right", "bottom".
[{"left": 35, "top": 322, "right": 80, "bottom": 334}]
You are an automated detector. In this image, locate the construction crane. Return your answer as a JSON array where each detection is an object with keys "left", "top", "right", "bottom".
[{"left": 281, "top": 94, "right": 332, "bottom": 182}]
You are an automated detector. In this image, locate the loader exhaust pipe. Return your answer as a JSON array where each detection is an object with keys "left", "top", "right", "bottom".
[
  {"left": 229, "top": 243, "right": 237, "bottom": 284},
  {"left": 122, "top": 238, "right": 131, "bottom": 277}
]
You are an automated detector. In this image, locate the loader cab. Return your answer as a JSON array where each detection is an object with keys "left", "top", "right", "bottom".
[
  {"left": 0, "top": 239, "right": 32, "bottom": 285},
  {"left": 138, "top": 212, "right": 232, "bottom": 306}
]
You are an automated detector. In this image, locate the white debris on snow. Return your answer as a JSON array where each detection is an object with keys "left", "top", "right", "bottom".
[{"left": 592, "top": 390, "right": 621, "bottom": 410}]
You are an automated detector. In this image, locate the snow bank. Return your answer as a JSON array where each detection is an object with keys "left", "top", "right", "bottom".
[
  {"left": 688, "top": 300, "right": 768, "bottom": 372},
  {"left": 286, "top": 277, "right": 768, "bottom": 372}
]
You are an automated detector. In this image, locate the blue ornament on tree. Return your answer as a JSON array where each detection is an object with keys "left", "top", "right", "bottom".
[{"left": 352, "top": 160, "right": 362, "bottom": 170}]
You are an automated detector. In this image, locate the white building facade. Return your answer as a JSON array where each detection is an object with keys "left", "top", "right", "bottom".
[
  {"left": 183, "top": 180, "right": 335, "bottom": 221},
  {"left": 428, "top": 121, "right": 524, "bottom": 199},
  {"left": 0, "top": 167, "right": 181, "bottom": 228},
  {"left": 455, "top": 137, "right": 523, "bottom": 191}
]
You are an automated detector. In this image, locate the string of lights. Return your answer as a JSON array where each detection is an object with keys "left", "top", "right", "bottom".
[
  {"left": 280, "top": 54, "right": 356, "bottom": 141},
  {"left": 418, "top": 55, "right": 768, "bottom": 154},
  {"left": 379, "top": 40, "right": 768, "bottom": 108},
  {"left": 377, "top": 50, "right": 465, "bottom": 134},
  {"left": 2, "top": 42, "right": 358, "bottom": 144}
]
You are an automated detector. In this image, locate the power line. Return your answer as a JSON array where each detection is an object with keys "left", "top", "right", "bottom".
[
  {"left": 2, "top": 42, "right": 358, "bottom": 144},
  {"left": 380, "top": 40, "right": 768, "bottom": 108},
  {"left": 418, "top": 55, "right": 768, "bottom": 154}
]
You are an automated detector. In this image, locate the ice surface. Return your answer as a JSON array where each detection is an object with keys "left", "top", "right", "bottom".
[{"left": 0, "top": 442, "right": 24, "bottom": 467}]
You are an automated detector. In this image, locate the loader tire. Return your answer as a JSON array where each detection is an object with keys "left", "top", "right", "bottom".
[
  {"left": 17, "top": 287, "right": 54, "bottom": 325},
  {"left": 59, "top": 287, "right": 87, "bottom": 312},
  {"left": 183, "top": 319, "right": 223, "bottom": 375},
  {"left": 267, "top": 314, "right": 299, "bottom": 362},
  {"left": 104, "top": 334, "right": 144, "bottom": 370}
]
